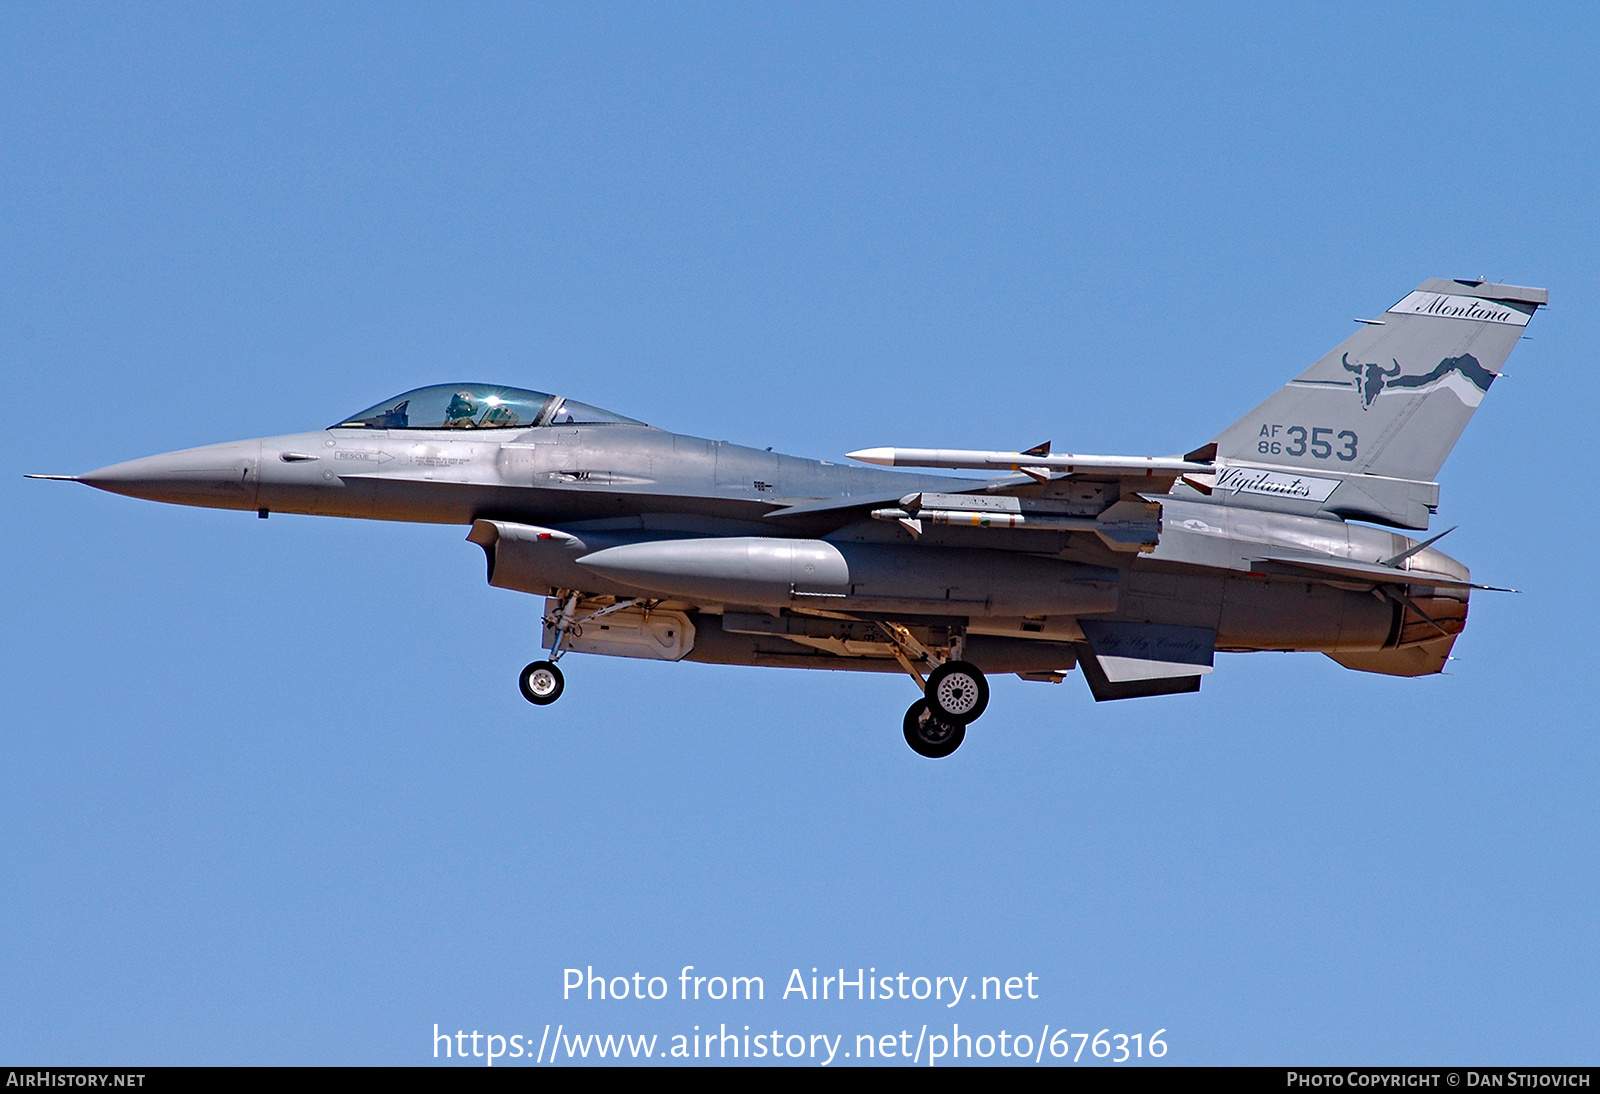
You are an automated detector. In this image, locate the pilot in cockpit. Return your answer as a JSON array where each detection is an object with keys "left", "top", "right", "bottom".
[{"left": 443, "top": 390, "right": 479, "bottom": 428}]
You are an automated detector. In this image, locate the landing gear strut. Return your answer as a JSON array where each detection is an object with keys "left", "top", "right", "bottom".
[
  {"left": 518, "top": 591, "right": 581, "bottom": 707},
  {"left": 519, "top": 592, "right": 650, "bottom": 706},
  {"left": 876, "top": 624, "right": 989, "bottom": 757}
]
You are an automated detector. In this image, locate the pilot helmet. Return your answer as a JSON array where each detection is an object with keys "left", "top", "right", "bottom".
[{"left": 445, "top": 391, "right": 478, "bottom": 422}]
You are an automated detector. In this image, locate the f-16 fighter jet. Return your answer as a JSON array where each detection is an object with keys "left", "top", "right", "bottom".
[{"left": 31, "top": 278, "right": 1543, "bottom": 757}]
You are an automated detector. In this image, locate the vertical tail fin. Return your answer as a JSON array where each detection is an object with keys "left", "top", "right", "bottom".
[{"left": 1212, "top": 279, "right": 1545, "bottom": 483}]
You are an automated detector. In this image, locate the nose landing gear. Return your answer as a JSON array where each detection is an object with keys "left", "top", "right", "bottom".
[
  {"left": 518, "top": 592, "right": 651, "bottom": 707},
  {"left": 517, "top": 591, "right": 581, "bottom": 707}
]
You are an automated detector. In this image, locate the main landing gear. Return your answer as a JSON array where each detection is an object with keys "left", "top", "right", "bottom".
[
  {"left": 902, "top": 661, "right": 988, "bottom": 758},
  {"left": 925, "top": 660, "right": 990, "bottom": 724},
  {"left": 877, "top": 623, "right": 990, "bottom": 758},
  {"left": 903, "top": 699, "right": 965, "bottom": 758}
]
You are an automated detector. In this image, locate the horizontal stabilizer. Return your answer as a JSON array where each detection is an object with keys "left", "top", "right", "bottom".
[{"left": 1327, "top": 636, "right": 1456, "bottom": 677}]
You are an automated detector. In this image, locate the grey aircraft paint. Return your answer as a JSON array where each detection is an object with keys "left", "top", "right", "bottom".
[{"left": 30, "top": 278, "right": 1543, "bottom": 756}]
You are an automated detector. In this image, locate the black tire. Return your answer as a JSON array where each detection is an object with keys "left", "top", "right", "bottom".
[
  {"left": 924, "top": 660, "right": 989, "bottom": 724},
  {"left": 903, "top": 698, "right": 966, "bottom": 758},
  {"left": 518, "top": 660, "right": 564, "bottom": 706}
]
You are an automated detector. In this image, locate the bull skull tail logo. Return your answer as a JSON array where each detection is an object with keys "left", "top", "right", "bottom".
[{"left": 1342, "top": 353, "right": 1402, "bottom": 408}]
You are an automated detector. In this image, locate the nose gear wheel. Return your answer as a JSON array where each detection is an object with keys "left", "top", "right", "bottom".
[{"left": 519, "top": 660, "right": 564, "bottom": 705}]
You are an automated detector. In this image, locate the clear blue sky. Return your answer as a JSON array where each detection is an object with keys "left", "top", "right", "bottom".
[{"left": 2, "top": 3, "right": 1596, "bottom": 1065}]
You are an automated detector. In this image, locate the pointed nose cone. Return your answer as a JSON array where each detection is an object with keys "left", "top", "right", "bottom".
[{"left": 80, "top": 440, "right": 262, "bottom": 511}]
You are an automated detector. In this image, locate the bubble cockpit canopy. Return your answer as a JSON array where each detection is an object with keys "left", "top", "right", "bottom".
[{"left": 332, "top": 384, "right": 644, "bottom": 431}]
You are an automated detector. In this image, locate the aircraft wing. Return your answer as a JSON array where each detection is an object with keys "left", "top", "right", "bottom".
[{"left": 1247, "top": 550, "right": 1508, "bottom": 591}]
